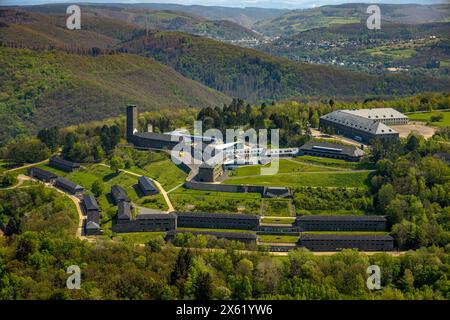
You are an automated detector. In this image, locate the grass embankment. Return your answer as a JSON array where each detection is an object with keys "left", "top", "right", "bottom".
[
  {"left": 258, "top": 235, "right": 299, "bottom": 243},
  {"left": 224, "top": 170, "right": 372, "bottom": 188},
  {"left": 169, "top": 187, "right": 262, "bottom": 214}
]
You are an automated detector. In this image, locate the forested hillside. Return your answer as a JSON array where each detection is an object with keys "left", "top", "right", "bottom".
[
  {"left": 0, "top": 47, "right": 230, "bottom": 145},
  {"left": 6, "top": 5, "right": 259, "bottom": 41},
  {"left": 118, "top": 31, "right": 450, "bottom": 102}
]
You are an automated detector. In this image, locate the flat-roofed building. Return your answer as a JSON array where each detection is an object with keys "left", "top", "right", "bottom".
[
  {"left": 49, "top": 156, "right": 80, "bottom": 172},
  {"left": 176, "top": 212, "right": 260, "bottom": 230},
  {"left": 138, "top": 176, "right": 159, "bottom": 196},
  {"left": 296, "top": 215, "right": 387, "bottom": 232},
  {"left": 319, "top": 110, "right": 400, "bottom": 143},
  {"left": 298, "top": 141, "right": 365, "bottom": 162},
  {"left": 111, "top": 185, "right": 130, "bottom": 204},
  {"left": 54, "top": 177, "right": 84, "bottom": 195},
  {"left": 27, "top": 167, "right": 57, "bottom": 182}
]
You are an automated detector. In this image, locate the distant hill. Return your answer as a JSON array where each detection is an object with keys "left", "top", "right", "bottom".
[
  {"left": 0, "top": 47, "right": 230, "bottom": 145},
  {"left": 118, "top": 31, "right": 450, "bottom": 102},
  {"left": 254, "top": 3, "right": 450, "bottom": 36},
  {"left": 12, "top": 4, "right": 260, "bottom": 41},
  {"left": 81, "top": 3, "right": 289, "bottom": 28},
  {"left": 0, "top": 9, "right": 142, "bottom": 49}
]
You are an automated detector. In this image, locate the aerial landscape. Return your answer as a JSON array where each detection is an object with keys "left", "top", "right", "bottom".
[{"left": 0, "top": 0, "right": 449, "bottom": 308}]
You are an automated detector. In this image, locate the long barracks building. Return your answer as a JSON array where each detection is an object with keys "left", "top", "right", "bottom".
[
  {"left": 296, "top": 215, "right": 387, "bottom": 232},
  {"left": 174, "top": 212, "right": 261, "bottom": 231},
  {"left": 299, "top": 233, "right": 394, "bottom": 252},
  {"left": 319, "top": 108, "right": 406, "bottom": 143}
]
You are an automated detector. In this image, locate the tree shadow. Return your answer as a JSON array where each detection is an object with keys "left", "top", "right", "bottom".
[{"left": 103, "top": 172, "right": 119, "bottom": 182}]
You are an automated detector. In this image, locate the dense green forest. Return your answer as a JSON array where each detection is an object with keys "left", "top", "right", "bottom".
[
  {"left": 0, "top": 47, "right": 229, "bottom": 146},
  {"left": 0, "top": 185, "right": 449, "bottom": 300},
  {"left": 118, "top": 31, "right": 450, "bottom": 102}
]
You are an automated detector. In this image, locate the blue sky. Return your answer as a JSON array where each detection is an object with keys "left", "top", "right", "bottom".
[{"left": 1, "top": 0, "right": 446, "bottom": 9}]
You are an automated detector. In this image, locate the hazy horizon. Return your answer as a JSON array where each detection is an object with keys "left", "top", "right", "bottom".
[{"left": 1, "top": 0, "right": 447, "bottom": 10}]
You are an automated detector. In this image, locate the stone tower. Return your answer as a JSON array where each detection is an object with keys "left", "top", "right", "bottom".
[{"left": 126, "top": 105, "right": 138, "bottom": 141}]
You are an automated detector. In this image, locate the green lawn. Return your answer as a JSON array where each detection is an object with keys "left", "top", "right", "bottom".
[
  {"left": 169, "top": 187, "right": 262, "bottom": 214},
  {"left": 366, "top": 47, "right": 416, "bottom": 60},
  {"left": 263, "top": 199, "right": 293, "bottom": 217},
  {"left": 407, "top": 111, "right": 450, "bottom": 127},
  {"left": 224, "top": 170, "right": 372, "bottom": 188},
  {"left": 261, "top": 217, "right": 296, "bottom": 224},
  {"left": 128, "top": 157, "right": 187, "bottom": 191},
  {"left": 258, "top": 235, "right": 299, "bottom": 243},
  {"left": 227, "top": 158, "right": 337, "bottom": 178},
  {"left": 294, "top": 155, "right": 373, "bottom": 170}
]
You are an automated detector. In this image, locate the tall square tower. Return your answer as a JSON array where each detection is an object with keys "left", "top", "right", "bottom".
[{"left": 126, "top": 105, "right": 138, "bottom": 140}]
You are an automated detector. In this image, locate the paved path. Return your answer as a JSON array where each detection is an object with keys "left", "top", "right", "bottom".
[
  {"left": 6, "top": 159, "right": 49, "bottom": 172},
  {"left": 3, "top": 174, "right": 86, "bottom": 240},
  {"left": 98, "top": 163, "right": 175, "bottom": 212},
  {"left": 0, "top": 174, "right": 29, "bottom": 190}
]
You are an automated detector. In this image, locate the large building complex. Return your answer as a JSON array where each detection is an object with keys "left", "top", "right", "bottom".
[{"left": 319, "top": 108, "right": 405, "bottom": 143}]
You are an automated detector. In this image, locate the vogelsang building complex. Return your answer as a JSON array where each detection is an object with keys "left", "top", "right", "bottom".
[{"left": 319, "top": 108, "right": 408, "bottom": 143}]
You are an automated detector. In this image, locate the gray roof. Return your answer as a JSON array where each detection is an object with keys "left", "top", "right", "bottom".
[
  {"left": 301, "top": 233, "right": 393, "bottom": 241},
  {"left": 28, "top": 167, "right": 57, "bottom": 180},
  {"left": 138, "top": 176, "right": 158, "bottom": 192},
  {"left": 111, "top": 185, "right": 130, "bottom": 203},
  {"left": 300, "top": 141, "right": 365, "bottom": 157},
  {"left": 341, "top": 108, "right": 407, "bottom": 120},
  {"left": 135, "top": 132, "right": 182, "bottom": 143},
  {"left": 136, "top": 212, "right": 177, "bottom": 220},
  {"left": 55, "top": 177, "right": 83, "bottom": 191},
  {"left": 50, "top": 156, "right": 80, "bottom": 169},
  {"left": 167, "top": 230, "right": 257, "bottom": 240},
  {"left": 176, "top": 212, "right": 260, "bottom": 220},
  {"left": 118, "top": 201, "right": 131, "bottom": 220},
  {"left": 297, "top": 215, "right": 386, "bottom": 221},
  {"left": 321, "top": 110, "right": 397, "bottom": 135},
  {"left": 85, "top": 221, "right": 100, "bottom": 230},
  {"left": 83, "top": 194, "right": 100, "bottom": 212}
]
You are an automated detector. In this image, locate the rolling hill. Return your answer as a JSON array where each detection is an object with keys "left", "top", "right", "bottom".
[
  {"left": 0, "top": 46, "right": 230, "bottom": 145},
  {"left": 11, "top": 4, "right": 260, "bottom": 41},
  {"left": 118, "top": 30, "right": 450, "bottom": 102},
  {"left": 254, "top": 3, "right": 450, "bottom": 36}
]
